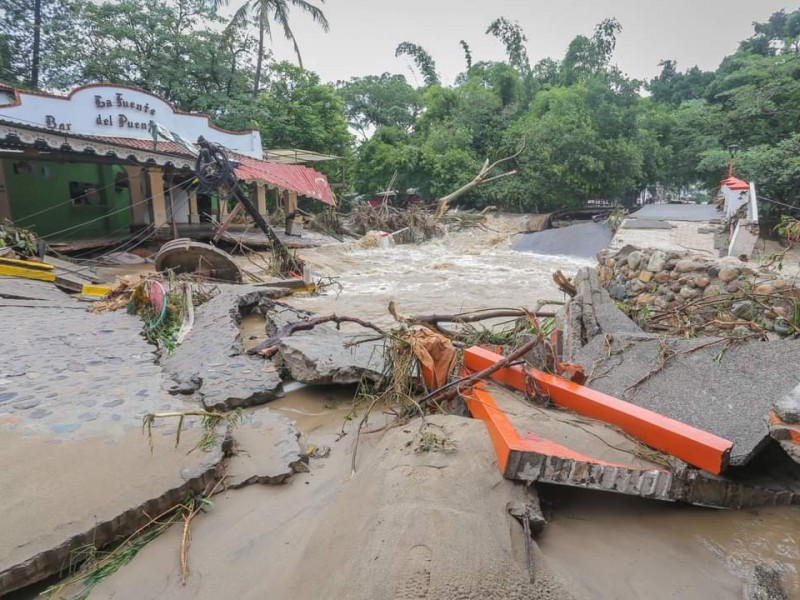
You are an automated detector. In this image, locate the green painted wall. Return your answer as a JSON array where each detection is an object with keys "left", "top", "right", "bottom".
[{"left": 3, "top": 160, "right": 132, "bottom": 239}]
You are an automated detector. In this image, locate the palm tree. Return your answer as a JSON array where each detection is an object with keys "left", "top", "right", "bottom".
[{"left": 220, "top": 0, "right": 329, "bottom": 97}]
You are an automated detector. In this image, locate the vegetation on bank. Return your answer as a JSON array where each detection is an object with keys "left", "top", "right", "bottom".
[{"left": 3, "top": 2, "right": 800, "bottom": 218}]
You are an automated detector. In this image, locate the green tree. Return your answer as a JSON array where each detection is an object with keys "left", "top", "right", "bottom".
[
  {"left": 0, "top": 0, "right": 76, "bottom": 88},
  {"left": 222, "top": 61, "right": 351, "bottom": 155},
  {"left": 221, "top": 0, "right": 329, "bottom": 96},
  {"left": 459, "top": 40, "right": 473, "bottom": 71},
  {"left": 395, "top": 42, "right": 439, "bottom": 87},
  {"left": 503, "top": 82, "right": 643, "bottom": 211},
  {"left": 648, "top": 60, "right": 713, "bottom": 106},
  {"left": 336, "top": 73, "right": 421, "bottom": 140},
  {"left": 739, "top": 8, "right": 800, "bottom": 56},
  {"left": 486, "top": 17, "right": 530, "bottom": 74},
  {"left": 353, "top": 126, "right": 422, "bottom": 194},
  {"left": 560, "top": 17, "right": 621, "bottom": 84},
  {"left": 704, "top": 51, "right": 800, "bottom": 147},
  {"left": 54, "top": 0, "right": 254, "bottom": 112}
]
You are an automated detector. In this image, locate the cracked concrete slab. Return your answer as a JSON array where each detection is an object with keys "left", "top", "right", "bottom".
[
  {"left": 226, "top": 408, "right": 307, "bottom": 488},
  {"left": 0, "top": 279, "right": 245, "bottom": 594},
  {"left": 574, "top": 333, "right": 800, "bottom": 466},
  {"left": 278, "top": 325, "right": 385, "bottom": 385},
  {"left": 0, "top": 426, "right": 225, "bottom": 595},
  {"left": 164, "top": 285, "right": 290, "bottom": 410}
]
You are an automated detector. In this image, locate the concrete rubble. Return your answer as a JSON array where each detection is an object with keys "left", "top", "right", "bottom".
[
  {"left": 3, "top": 220, "right": 800, "bottom": 597},
  {"left": 249, "top": 297, "right": 387, "bottom": 385},
  {"left": 226, "top": 408, "right": 308, "bottom": 488},
  {"left": 573, "top": 332, "right": 800, "bottom": 465},
  {"left": 436, "top": 254, "right": 798, "bottom": 512}
]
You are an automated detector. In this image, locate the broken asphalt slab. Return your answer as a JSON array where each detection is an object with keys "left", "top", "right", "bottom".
[
  {"left": 164, "top": 285, "right": 291, "bottom": 410},
  {"left": 466, "top": 378, "right": 799, "bottom": 508},
  {"left": 226, "top": 407, "right": 308, "bottom": 488},
  {"left": 574, "top": 333, "right": 800, "bottom": 466},
  {"left": 0, "top": 427, "right": 226, "bottom": 595},
  {"left": 278, "top": 324, "right": 385, "bottom": 385},
  {"left": 512, "top": 220, "right": 614, "bottom": 259}
]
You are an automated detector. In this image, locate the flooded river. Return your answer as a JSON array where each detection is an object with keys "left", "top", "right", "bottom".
[
  {"left": 278, "top": 215, "right": 800, "bottom": 599},
  {"left": 287, "top": 215, "right": 589, "bottom": 325}
]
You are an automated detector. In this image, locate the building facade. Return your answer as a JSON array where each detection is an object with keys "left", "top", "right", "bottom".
[{"left": 0, "top": 84, "right": 333, "bottom": 242}]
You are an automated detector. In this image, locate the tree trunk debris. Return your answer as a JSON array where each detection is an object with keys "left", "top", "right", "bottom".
[
  {"left": 435, "top": 144, "right": 524, "bottom": 218},
  {"left": 248, "top": 314, "right": 387, "bottom": 357}
]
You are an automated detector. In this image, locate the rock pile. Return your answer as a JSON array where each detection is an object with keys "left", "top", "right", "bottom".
[{"left": 597, "top": 245, "right": 800, "bottom": 338}]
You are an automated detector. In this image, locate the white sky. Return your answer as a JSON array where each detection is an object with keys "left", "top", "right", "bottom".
[{"left": 245, "top": 0, "right": 795, "bottom": 85}]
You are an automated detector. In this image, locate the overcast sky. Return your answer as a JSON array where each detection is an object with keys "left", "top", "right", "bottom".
[{"left": 251, "top": 0, "right": 795, "bottom": 85}]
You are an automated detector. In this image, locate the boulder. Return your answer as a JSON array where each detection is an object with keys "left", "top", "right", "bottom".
[
  {"left": 719, "top": 266, "right": 740, "bottom": 284},
  {"left": 647, "top": 250, "right": 667, "bottom": 273}
]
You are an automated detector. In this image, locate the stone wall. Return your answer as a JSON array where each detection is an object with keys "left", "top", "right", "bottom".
[{"left": 596, "top": 245, "right": 799, "bottom": 338}]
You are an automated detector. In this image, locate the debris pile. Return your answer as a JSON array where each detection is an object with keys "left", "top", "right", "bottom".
[{"left": 0, "top": 220, "right": 37, "bottom": 259}]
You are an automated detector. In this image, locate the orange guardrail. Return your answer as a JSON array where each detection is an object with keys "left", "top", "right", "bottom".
[
  {"left": 464, "top": 381, "right": 642, "bottom": 475},
  {"left": 463, "top": 346, "right": 733, "bottom": 475}
]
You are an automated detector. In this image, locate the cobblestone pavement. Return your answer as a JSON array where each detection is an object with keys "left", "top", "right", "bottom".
[{"left": 0, "top": 278, "right": 193, "bottom": 441}]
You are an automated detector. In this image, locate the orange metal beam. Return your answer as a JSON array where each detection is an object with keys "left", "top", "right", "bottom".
[
  {"left": 463, "top": 346, "right": 733, "bottom": 475},
  {"left": 770, "top": 411, "right": 800, "bottom": 444},
  {"left": 464, "top": 382, "right": 651, "bottom": 474}
]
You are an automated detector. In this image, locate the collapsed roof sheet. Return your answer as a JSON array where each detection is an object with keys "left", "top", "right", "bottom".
[{"left": 234, "top": 153, "right": 335, "bottom": 206}]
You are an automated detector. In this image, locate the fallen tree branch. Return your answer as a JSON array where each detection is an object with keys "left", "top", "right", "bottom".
[
  {"left": 553, "top": 270, "right": 577, "bottom": 297},
  {"left": 407, "top": 308, "right": 556, "bottom": 325},
  {"left": 435, "top": 142, "right": 525, "bottom": 218},
  {"left": 248, "top": 314, "right": 387, "bottom": 356}
]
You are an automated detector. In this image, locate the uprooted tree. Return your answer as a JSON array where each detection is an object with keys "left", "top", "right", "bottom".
[{"left": 434, "top": 143, "right": 524, "bottom": 218}]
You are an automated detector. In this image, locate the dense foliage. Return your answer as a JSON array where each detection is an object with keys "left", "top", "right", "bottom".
[{"left": 3, "top": 2, "right": 800, "bottom": 215}]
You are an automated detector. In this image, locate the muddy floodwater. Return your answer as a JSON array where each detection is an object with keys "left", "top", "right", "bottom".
[
  {"left": 286, "top": 215, "right": 590, "bottom": 324},
  {"left": 277, "top": 215, "right": 800, "bottom": 599}
]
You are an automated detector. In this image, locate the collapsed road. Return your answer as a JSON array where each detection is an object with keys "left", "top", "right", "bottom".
[{"left": 1, "top": 215, "right": 799, "bottom": 599}]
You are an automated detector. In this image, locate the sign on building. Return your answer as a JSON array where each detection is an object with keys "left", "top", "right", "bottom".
[{"left": 0, "top": 84, "right": 263, "bottom": 159}]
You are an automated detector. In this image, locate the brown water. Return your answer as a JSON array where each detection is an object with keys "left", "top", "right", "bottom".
[
  {"left": 283, "top": 215, "right": 589, "bottom": 326},
  {"left": 275, "top": 214, "right": 800, "bottom": 598}
]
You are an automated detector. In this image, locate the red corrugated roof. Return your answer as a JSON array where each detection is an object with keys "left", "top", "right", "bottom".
[
  {"left": 233, "top": 153, "right": 335, "bottom": 206},
  {"left": 721, "top": 176, "right": 750, "bottom": 191}
]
